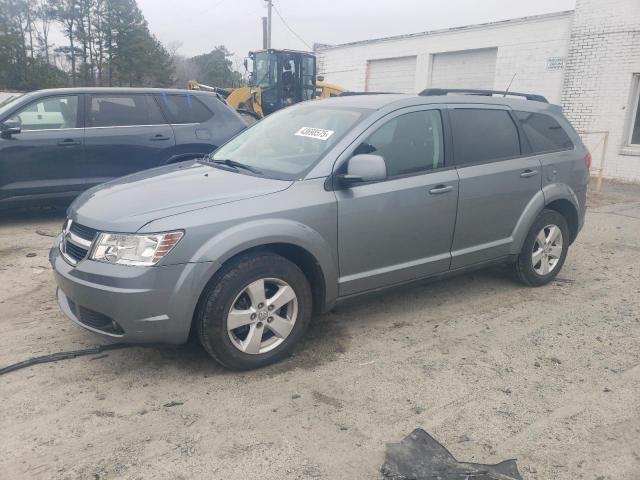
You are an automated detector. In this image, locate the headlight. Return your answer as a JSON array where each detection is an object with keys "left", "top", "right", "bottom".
[{"left": 90, "top": 231, "right": 183, "bottom": 266}]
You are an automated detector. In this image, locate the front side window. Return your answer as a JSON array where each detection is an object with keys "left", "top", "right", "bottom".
[
  {"left": 89, "top": 95, "right": 165, "bottom": 127},
  {"left": 301, "top": 56, "right": 316, "bottom": 100},
  {"left": 515, "top": 111, "right": 573, "bottom": 153},
  {"left": 7, "top": 95, "right": 78, "bottom": 130},
  {"left": 212, "top": 104, "right": 367, "bottom": 179},
  {"left": 156, "top": 94, "right": 212, "bottom": 124},
  {"left": 353, "top": 110, "right": 444, "bottom": 177},
  {"left": 450, "top": 109, "right": 520, "bottom": 165}
]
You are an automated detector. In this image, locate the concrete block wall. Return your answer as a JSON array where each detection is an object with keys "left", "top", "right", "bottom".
[
  {"left": 562, "top": 0, "right": 640, "bottom": 182},
  {"left": 316, "top": 12, "right": 572, "bottom": 103}
]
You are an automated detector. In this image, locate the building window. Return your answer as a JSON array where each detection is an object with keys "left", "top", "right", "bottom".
[{"left": 630, "top": 75, "right": 640, "bottom": 146}]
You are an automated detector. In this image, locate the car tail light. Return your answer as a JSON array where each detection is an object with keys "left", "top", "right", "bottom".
[{"left": 584, "top": 152, "right": 592, "bottom": 170}]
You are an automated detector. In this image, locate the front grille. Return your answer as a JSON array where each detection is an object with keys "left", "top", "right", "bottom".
[
  {"left": 69, "top": 222, "right": 98, "bottom": 242},
  {"left": 61, "top": 220, "right": 99, "bottom": 265},
  {"left": 65, "top": 241, "right": 89, "bottom": 263}
]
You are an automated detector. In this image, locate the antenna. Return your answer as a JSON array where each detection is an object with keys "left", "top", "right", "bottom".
[{"left": 503, "top": 73, "right": 517, "bottom": 97}]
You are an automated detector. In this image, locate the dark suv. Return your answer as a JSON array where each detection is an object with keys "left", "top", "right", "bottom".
[
  {"left": 0, "top": 87, "right": 246, "bottom": 209},
  {"left": 50, "top": 89, "right": 589, "bottom": 370}
]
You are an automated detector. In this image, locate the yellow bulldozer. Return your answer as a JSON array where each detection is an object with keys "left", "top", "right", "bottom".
[{"left": 188, "top": 49, "right": 346, "bottom": 121}]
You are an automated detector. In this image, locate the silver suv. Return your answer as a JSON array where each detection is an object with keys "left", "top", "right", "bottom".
[{"left": 50, "top": 89, "right": 589, "bottom": 369}]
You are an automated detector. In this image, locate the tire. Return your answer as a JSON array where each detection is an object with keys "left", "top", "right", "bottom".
[
  {"left": 515, "top": 209, "right": 570, "bottom": 287},
  {"left": 196, "top": 252, "right": 312, "bottom": 370}
]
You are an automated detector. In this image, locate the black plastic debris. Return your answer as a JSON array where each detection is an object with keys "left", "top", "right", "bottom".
[{"left": 381, "top": 429, "right": 523, "bottom": 480}]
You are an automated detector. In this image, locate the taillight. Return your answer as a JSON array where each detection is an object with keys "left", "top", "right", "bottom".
[{"left": 584, "top": 152, "right": 592, "bottom": 170}]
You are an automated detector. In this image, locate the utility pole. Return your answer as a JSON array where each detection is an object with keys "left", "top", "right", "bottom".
[
  {"left": 265, "top": 0, "right": 272, "bottom": 48},
  {"left": 262, "top": 17, "right": 268, "bottom": 49}
]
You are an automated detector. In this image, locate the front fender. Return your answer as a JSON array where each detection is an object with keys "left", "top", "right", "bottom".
[{"left": 192, "top": 218, "right": 339, "bottom": 309}]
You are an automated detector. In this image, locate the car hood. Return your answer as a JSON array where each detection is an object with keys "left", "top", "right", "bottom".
[{"left": 69, "top": 161, "right": 293, "bottom": 232}]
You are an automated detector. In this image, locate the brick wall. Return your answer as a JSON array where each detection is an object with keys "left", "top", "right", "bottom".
[
  {"left": 562, "top": 0, "right": 640, "bottom": 181},
  {"left": 316, "top": 12, "right": 572, "bottom": 103},
  {"left": 317, "top": 5, "right": 640, "bottom": 181}
]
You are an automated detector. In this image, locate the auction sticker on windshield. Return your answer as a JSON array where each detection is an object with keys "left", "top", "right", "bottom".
[{"left": 295, "top": 127, "right": 335, "bottom": 141}]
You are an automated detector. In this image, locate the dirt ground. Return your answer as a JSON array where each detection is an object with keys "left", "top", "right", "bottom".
[{"left": 1, "top": 180, "right": 639, "bottom": 480}]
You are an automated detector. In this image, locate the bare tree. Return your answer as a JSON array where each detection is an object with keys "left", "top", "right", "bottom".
[{"left": 33, "top": 0, "right": 55, "bottom": 65}]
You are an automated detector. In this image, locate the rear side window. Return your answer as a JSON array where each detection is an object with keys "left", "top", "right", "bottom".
[
  {"left": 156, "top": 94, "right": 212, "bottom": 124},
  {"left": 89, "top": 95, "right": 165, "bottom": 127},
  {"left": 450, "top": 109, "right": 520, "bottom": 165},
  {"left": 353, "top": 110, "right": 444, "bottom": 177},
  {"left": 515, "top": 111, "right": 574, "bottom": 153}
]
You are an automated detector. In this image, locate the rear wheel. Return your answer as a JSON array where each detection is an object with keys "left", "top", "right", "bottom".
[
  {"left": 197, "top": 253, "right": 312, "bottom": 370},
  {"left": 515, "top": 209, "right": 569, "bottom": 286}
]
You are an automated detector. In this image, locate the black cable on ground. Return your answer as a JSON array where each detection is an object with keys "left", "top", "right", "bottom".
[{"left": 0, "top": 343, "right": 138, "bottom": 376}]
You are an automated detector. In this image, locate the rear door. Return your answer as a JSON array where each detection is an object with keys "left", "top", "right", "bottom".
[
  {"left": 83, "top": 93, "right": 175, "bottom": 184},
  {"left": 0, "top": 93, "right": 85, "bottom": 205},
  {"left": 449, "top": 105, "right": 542, "bottom": 268},
  {"left": 154, "top": 92, "right": 217, "bottom": 159}
]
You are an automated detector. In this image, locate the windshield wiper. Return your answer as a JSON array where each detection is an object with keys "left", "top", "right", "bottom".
[{"left": 210, "top": 159, "right": 263, "bottom": 175}]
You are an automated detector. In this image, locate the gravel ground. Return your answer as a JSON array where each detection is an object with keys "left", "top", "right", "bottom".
[{"left": 1, "top": 180, "right": 639, "bottom": 480}]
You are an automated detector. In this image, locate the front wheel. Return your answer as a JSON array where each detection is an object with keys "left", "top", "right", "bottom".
[
  {"left": 515, "top": 209, "right": 570, "bottom": 286},
  {"left": 196, "top": 253, "right": 312, "bottom": 370}
]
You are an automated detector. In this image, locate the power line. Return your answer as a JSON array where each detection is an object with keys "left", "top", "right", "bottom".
[{"left": 272, "top": 3, "right": 312, "bottom": 50}]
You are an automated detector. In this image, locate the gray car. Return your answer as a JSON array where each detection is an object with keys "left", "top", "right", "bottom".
[{"left": 50, "top": 89, "right": 589, "bottom": 369}]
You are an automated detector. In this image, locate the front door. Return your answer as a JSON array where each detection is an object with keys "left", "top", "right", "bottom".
[
  {"left": 0, "top": 94, "right": 85, "bottom": 205},
  {"left": 335, "top": 108, "right": 459, "bottom": 296},
  {"left": 83, "top": 93, "right": 175, "bottom": 185}
]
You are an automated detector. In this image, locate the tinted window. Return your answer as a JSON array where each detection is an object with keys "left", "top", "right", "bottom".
[
  {"left": 89, "top": 95, "right": 165, "bottom": 127},
  {"left": 515, "top": 111, "right": 573, "bottom": 153},
  {"left": 8, "top": 95, "right": 78, "bottom": 130},
  {"left": 156, "top": 94, "right": 212, "bottom": 124},
  {"left": 450, "top": 109, "right": 520, "bottom": 165},
  {"left": 353, "top": 110, "right": 444, "bottom": 177}
]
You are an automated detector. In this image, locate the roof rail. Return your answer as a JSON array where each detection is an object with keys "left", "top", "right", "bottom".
[
  {"left": 340, "top": 91, "right": 397, "bottom": 96},
  {"left": 419, "top": 88, "right": 548, "bottom": 103}
]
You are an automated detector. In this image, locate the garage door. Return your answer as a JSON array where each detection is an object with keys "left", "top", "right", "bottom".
[
  {"left": 366, "top": 56, "right": 417, "bottom": 94},
  {"left": 431, "top": 48, "right": 498, "bottom": 89}
]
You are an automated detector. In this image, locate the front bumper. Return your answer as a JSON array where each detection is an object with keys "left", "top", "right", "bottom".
[{"left": 50, "top": 237, "right": 220, "bottom": 344}]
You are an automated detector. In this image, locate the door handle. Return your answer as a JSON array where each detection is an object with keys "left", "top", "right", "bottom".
[
  {"left": 150, "top": 134, "right": 171, "bottom": 141},
  {"left": 429, "top": 185, "right": 453, "bottom": 195},
  {"left": 57, "top": 139, "right": 81, "bottom": 146},
  {"left": 520, "top": 169, "right": 538, "bottom": 178}
]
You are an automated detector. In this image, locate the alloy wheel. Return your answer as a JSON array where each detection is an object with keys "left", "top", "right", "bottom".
[
  {"left": 226, "top": 278, "right": 298, "bottom": 355},
  {"left": 532, "top": 224, "right": 563, "bottom": 275}
]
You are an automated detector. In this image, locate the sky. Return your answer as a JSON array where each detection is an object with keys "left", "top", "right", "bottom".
[{"left": 136, "top": 0, "right": 576, "bottom": 62}]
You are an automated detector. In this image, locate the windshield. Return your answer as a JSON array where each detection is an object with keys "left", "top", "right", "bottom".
[
  {"left": 253, "top": 52, "right": 276, "bottom": 88},
  {"left": 211, "top": 104, "right": 368, "bottom": 179}
]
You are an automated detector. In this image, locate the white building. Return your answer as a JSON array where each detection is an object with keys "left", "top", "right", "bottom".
[{"left": 317, "top": 0, "right": 640, "bottom": 182}]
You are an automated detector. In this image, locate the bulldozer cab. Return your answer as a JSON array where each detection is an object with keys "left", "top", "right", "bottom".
[{"left": 248, "top": 49, "right": 316, "bottom": 115}]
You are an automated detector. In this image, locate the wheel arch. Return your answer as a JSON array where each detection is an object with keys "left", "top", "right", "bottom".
[
  {"left": 191, "top": 219, "right": 338, "bottom": 316},
  {"left": 511, "top": 184, "right": 581, "bottom": 253}
]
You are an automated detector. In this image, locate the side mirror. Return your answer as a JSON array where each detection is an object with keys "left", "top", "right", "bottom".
[
  {"left": 0, "top": 121, "right": 21, "bottom": 138},
  {"left": 243, "top": 58, "right": 249, "bottom": 71},
  {"left": 337, "top": 154, "right": 387, "bottom": 186}
]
